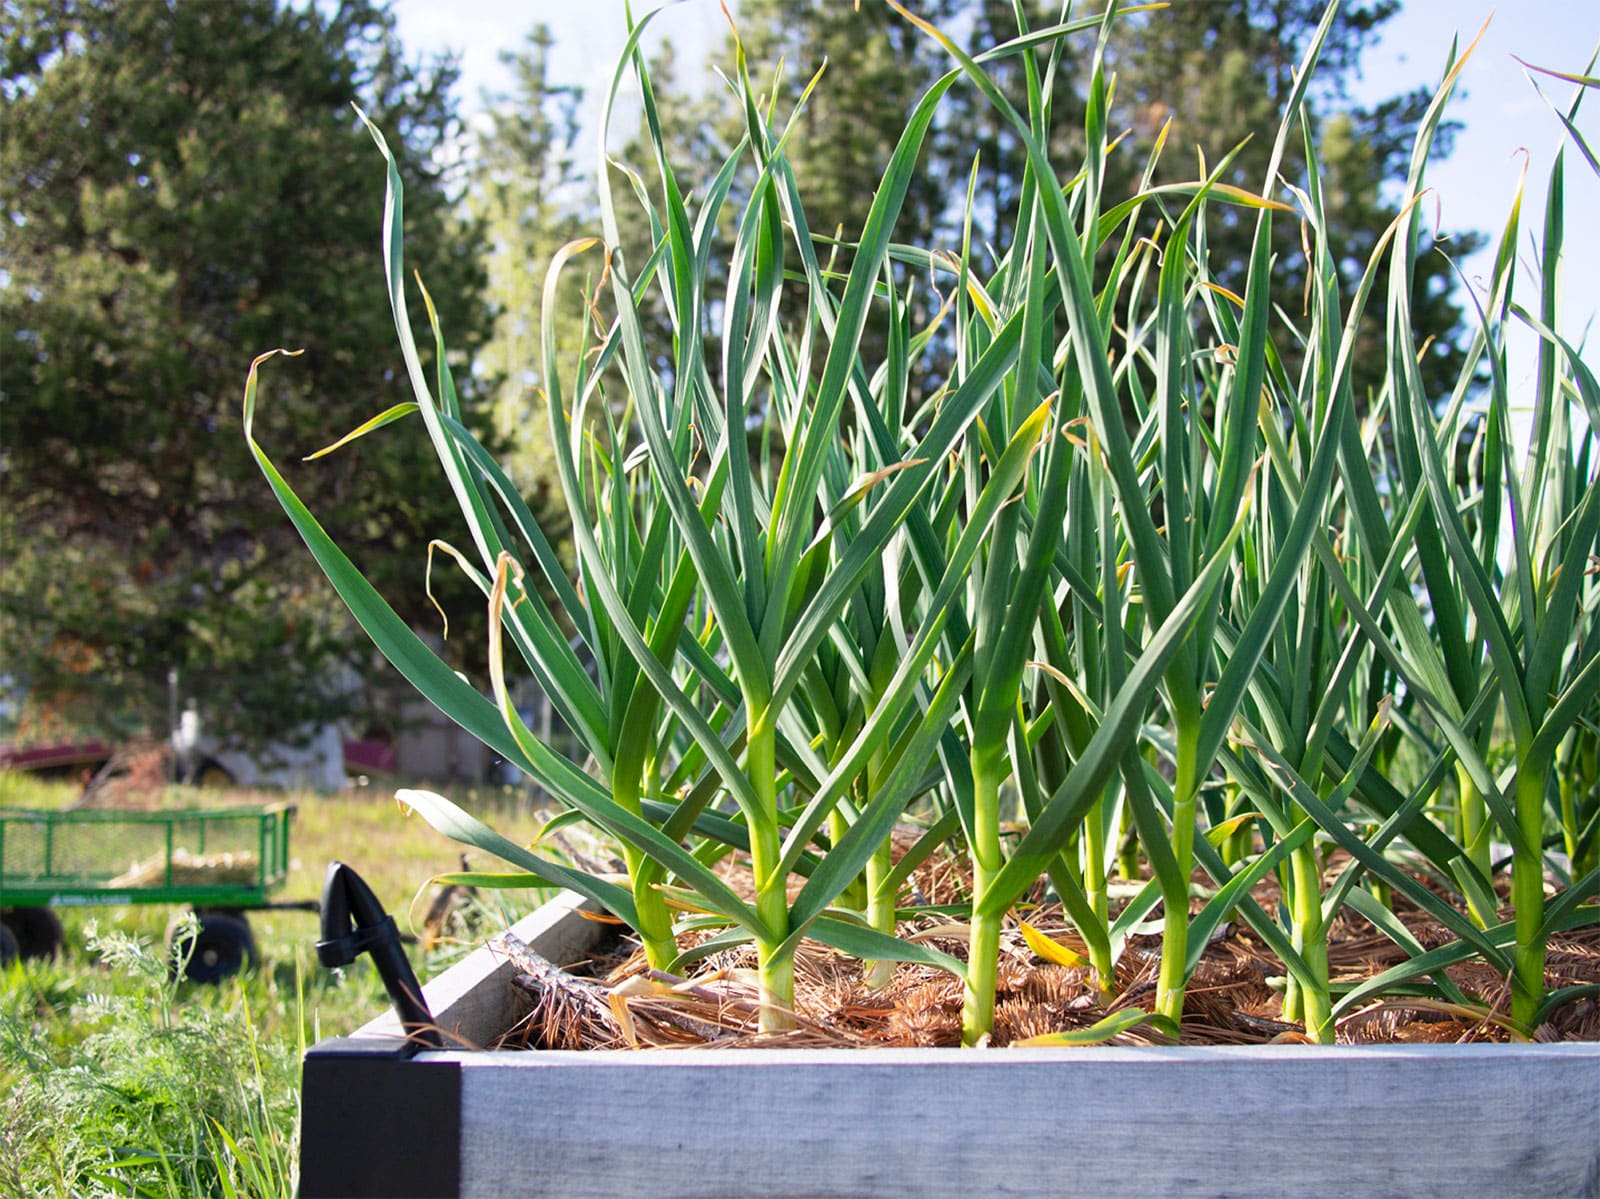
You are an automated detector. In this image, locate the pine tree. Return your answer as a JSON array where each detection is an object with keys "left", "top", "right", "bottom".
[
  {"left": 608, "top": 0, "right": 1478, "bottom": 409},
  {"left": 470, "top": 25, "right": 587, "bottom": 508},
  {"left": 0, "top": 0, "right": 492, "bottom": 744}
]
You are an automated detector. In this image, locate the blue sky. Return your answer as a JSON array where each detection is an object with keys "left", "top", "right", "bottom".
[
  {"left": 1351, "top": 1, "right": 1599, "bottom": 386},
  {"left": 391, "top": 0, "right": 1599, "bottom": 394}
]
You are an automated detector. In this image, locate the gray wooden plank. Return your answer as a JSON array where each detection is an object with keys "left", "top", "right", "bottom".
[
  {"left": 451, "top": 1043, "right": 1600, "bottom": 1199},
  {"left": 335, "top": 890, "right": 1600, "bottom": 1197}
]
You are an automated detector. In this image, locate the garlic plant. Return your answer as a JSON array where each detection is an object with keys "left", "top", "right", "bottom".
[{"left": 245, "top": 1, "right": 1598, "bottom": 1043}]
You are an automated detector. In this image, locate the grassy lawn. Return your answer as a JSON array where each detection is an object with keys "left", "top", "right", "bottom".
[{"left": 0, "top": 771, "right": 570, "bottom": 1197}]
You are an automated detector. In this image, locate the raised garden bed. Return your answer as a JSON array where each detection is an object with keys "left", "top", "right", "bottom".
[
  {"left": 301, "top": 889, "right": 1600, "bottom": 1199},
  {"left": 280, "top": 5, "right": 1600, "bottom": 1195}
]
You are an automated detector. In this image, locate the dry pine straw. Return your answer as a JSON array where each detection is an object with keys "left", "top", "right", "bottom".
[
  {"left": 108, "top": 848, "right": 260, "bottom": 889},
  {"left": 492, "top": 841, "right": 1600, "bottom": 1054}
]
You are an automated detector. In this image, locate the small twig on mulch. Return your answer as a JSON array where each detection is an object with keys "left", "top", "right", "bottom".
[{"left": 500, "top": 932, "right": 617, "bottom": 1050}]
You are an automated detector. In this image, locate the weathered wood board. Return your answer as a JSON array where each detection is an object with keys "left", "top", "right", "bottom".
[
  {"left": 449, "top": 1041, "right": 1600, "bottom": 1199},
  {"left": 304, "top": 892, "right": 1600, "bottom": 1199}
]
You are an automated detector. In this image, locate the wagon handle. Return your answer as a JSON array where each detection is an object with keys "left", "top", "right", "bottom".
[{"left": 316, "top": 861, "right": 441, "bottom": 1049}]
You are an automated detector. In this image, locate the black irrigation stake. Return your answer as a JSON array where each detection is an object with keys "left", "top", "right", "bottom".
[
  {"left": 317, "top": 860, "right": 441, "bottom": 1048},
  {"left": 303, "top": 862, "right": 460, "bottom": 1196}
]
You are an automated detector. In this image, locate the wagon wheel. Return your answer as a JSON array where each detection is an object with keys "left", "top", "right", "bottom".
[
  {"left": 183, "top": 756, "right": 236, "bottom": 788},
  {"left": 168, "top": 912, "right": 256, "bottom": 983},
  {"left": 0, "top": 924, "right": 16, "bottom": 968},
  {"left": 1, "top": 907, "right": 64, "bottom": 961}
]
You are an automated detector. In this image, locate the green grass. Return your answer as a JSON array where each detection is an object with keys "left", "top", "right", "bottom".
[{"left": 0, "top": 772, "right": 566, "bottom": 1198}]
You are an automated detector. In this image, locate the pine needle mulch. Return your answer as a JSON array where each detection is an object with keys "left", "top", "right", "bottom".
[{"left": 489, "top": 844, "right": 1599, "bottom": 1053}]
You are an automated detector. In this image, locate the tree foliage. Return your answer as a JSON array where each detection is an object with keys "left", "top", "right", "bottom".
[
  {"left": 0, "top": 0, "right": 491, "bottom": 744},
  {"left": 628, "top": 0, "right": 1479, "bottom": 405},
  {"left": 470, "top": 25, "right": 588, "bottom": 511},
  {"left": 1099, "top": 0, "right": 1481, "bottom": 401}
]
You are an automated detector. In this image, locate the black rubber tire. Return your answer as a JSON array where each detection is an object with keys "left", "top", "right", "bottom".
[
  {"left": 1, "top": 907, "right": 64, "bottom": 961},
  {"left": 182, "top": 757, "right": 235, "bottom": 788},
  {"left": 0, "top": 923, "right": 17, "bottom": 968},
  {"left": 169, "top": 912, "right": 256, "bottom": 983}
]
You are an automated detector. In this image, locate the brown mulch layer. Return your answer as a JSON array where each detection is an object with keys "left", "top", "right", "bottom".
[{"left": 492, "top": 841, "right": 1600, "bottom": 1052}]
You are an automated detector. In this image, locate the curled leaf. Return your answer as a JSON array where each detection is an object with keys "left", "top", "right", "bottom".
[{"left": 303, "top": 403, "right": 420, "bottom": 461}]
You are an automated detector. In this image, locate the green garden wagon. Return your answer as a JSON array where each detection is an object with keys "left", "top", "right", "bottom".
[{"left": 0, "top": 803, "right": 308, "bottom": 980}]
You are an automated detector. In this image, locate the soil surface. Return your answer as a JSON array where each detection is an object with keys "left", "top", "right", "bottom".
[{"left": 493, "top": 843, "right": 1600, "bottom": 1051}]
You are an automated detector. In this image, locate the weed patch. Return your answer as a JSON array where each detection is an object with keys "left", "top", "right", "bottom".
[{"left": 0, "top": 922, "right": 298, "bottom": 1198}]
